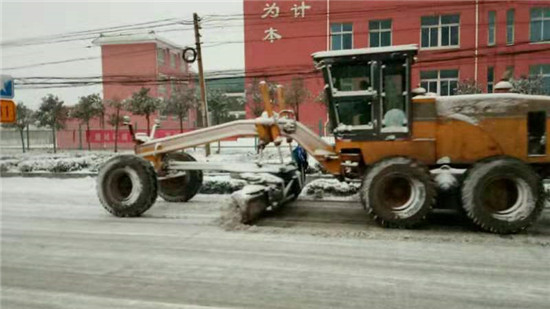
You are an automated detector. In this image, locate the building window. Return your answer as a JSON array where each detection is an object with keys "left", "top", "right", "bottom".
[
  {"left": 157, "top": 48, "right": 165, "bottom": 66},
  {"left": 421, "top": 14, "right": 459, "bottom": 48},
  {"left": 170, "top": 52, "right": 176, "bottom": 68},
  {"left": 369, "top": 19, "right": 392, "bottom": 47},
  {"left": 420, "top": 69, "right": 458, "bottom": 96},
  {"left": 330, "top": 23, "right": 353, "bottom": 50},
  {"left": 507, "top": 9, "right": 515, "bottom": 45},
  {"left": 530, "top": 64, "right": 550, "bottom": 94},
  {"left": 488, "top": 11, "right": 496, "bottom": 46},
  {"left": 530, "top": 8, "right": 550, "bottom": 42},
  {"left": 487, "top": 66, "right": 494, "bottom": 93}
]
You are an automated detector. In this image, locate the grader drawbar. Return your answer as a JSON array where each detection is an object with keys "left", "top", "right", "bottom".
[{"left": 97, "top": 45, "right": 549, "bottom": 234}]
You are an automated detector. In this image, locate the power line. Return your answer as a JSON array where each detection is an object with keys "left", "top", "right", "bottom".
[
  {"left": 1, "top": 18, "right": 193, "bottom": 48},
  {"left": 16, "top": 50, "right": 550, "bottom": 90}
]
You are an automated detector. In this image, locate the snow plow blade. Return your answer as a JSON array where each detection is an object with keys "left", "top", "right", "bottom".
[
  {"left": 231, "top": 185, "right": 270, "bottom": 224},
  {"left": 229, "top": 168, "right": 304, "bottom": 224}
]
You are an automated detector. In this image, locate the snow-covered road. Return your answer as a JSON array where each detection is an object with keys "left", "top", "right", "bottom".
[{"left": 1, "top": 177, "right": 549, "bottom": 308}]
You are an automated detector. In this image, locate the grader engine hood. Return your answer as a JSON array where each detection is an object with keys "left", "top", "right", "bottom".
[{"left": 434, "top": 93, "right": 550, "bottom": 122}]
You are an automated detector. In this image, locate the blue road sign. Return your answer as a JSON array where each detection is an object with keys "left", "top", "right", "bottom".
[{"left": 1, "top": 75, "right": 14, "bottom": 99}]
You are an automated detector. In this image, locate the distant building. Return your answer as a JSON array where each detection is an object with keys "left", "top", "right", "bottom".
[
  {"left": 59, "top": 32, "right": 197, "bottom": 149},
  {"left": 206, "top": 76, "right": 246, "bottom": 121},
  {"left": 244, "top": 0, "right": 550, "bottom": 135}
]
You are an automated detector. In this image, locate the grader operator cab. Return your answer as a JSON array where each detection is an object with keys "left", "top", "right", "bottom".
[
  {"left": 315, "top": 45, "right": 414, "bottom": 141},
  {"left": 97, "top": 44, "right": 549, "bottom": 234}
]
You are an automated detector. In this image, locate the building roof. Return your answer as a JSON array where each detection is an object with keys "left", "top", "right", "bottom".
[
  {"left": 312, "top": 44, "right": 418, "bottom": 59},
  {"left": 92, "top": 32, "right": 186, "bottom": 50}
]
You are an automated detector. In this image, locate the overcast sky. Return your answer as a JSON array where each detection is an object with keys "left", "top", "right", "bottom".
[{"left": 1, "top": 0, "right": 244, "bottom": 109}]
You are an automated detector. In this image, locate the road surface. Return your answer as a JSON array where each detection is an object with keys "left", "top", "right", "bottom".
[{"left": 1, "top": 177, "right": 549, "bottom": 308}]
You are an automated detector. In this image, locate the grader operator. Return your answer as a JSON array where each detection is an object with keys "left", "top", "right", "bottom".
[{"left": 96, "top": 44, "right": 549, "bottom": 234}]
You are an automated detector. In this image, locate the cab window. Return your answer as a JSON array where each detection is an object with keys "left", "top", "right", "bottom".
[
  {"left": 330, "top": 63, "right": 372, "bottom": 93},
  {"left": 336, "top": 98, "right": 373, "bottom": 127},
  {"left": 329, "top": 62, "right": 375, "bottom": 130}
]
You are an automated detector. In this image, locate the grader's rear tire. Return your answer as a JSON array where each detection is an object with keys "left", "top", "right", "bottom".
[
  {"left": 158, "top": 152, "right": 203, "bottom": 202},
  {"left": 461, "top": 158, "right": 544, "bottom": 234},
  {"left": 360, "top": 157, "right": 435, "bottom": 228},
  {"left": 97, "top": 155, "right": 158, "bottom": 217}
]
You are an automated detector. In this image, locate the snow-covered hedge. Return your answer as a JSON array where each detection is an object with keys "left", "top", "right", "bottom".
[
  {"left": 199, "top": 176, "right": 247, "bottom": 194},
  {"left": 0, "top": 153, "right": 112, "bottom": 173},
  {"left": 303, "top": 178, "right": 361, "bottom": 197}
]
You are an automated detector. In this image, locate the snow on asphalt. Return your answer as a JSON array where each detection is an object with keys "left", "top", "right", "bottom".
[
  {"left": 2, "top": 176, "right": 550, "bottom": 309},
  {"left": 3, "top": 176, "right": 548, "bottom": 247}
]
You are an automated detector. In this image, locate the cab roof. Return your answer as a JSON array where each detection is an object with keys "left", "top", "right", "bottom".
[{"left": 312, "top": 44, "right": 418, "bottom": 60}]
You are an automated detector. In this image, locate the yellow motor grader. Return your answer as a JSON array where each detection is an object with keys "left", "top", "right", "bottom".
[{"left": 97, "top": 44, "right": 549, "bottom": 234}]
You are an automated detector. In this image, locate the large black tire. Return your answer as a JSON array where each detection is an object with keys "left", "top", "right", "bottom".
[
  {"left": 97, "top": 155, "right": 158, "bottom": 217},
  {"left": 461, "top": 157, "right": 544, "bottom": 234},
  {"left": 360, "top": 157, "right": 436, "bottom": 228},
  {"left": 158, "top": 152, "right": 203, "bottom": 202}
]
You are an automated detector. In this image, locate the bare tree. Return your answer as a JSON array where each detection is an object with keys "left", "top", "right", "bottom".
[
  {"left": 208, "top": 89, "right": 231, "bottom": 125},
  {"left": 314, "top": 86, "right": 331, "bottom": 109},
  {"left": 284, "top": 77, "right": 311, "bottom": 121},
  {"left": 164, "top": 84, "right": 197, "bottom": 133},
  {"left": 125, "top": 87, "right": 161, "bottom": 135},
  {"left": 35, "top": 94, "right": 68, "bottom": 153},
  {"left": 3, "top": 103, "right": 34, "bottom": 153},
  {"left": 455, "top": 79, "right": 483, "bottom": 95},
  {"left": 205, "top": 89, "right": 231, "bottom": 154},
  {"left": 511, "top": 75, "right": 545, "bottom": 95},
  {"left": 107, "top": 98, "right": 125, "bottom": 153},
  {"left": 246, "top": 78, "right": 277, "bottom": 117},
  {"left": 71, "top": 93, "right": 103, "bottom": 150}
]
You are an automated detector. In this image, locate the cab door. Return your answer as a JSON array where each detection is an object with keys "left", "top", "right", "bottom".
[
  {"left": 378, "top": 57, "right": 412, "bottom": 139},
  {"left": 326, "top": 60, "right": 379, "bottom": 141}
]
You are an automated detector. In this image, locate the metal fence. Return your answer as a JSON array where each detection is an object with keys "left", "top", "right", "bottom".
[{"left": 0, "top": 129, "right": 53, "bottom": 149}]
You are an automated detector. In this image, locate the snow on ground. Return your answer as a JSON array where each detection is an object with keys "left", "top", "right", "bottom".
[
  {"left": 302, "top": 178, "right": 361, "bottom": 199},
  {"left": 200, "top": 175, "right": 246, "bottom": 194},
  {"left": 0, "top": 151, "right": 116, "bottom": 173},
  {"left": 2, "top": 176, "right": 550, "bottom": 309}
]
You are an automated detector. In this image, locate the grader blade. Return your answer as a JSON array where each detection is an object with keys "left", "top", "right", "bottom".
[
  {"left": 231, "top": 185, "right": 270, "bottom": 224},
  {"left": 229, "top": 168, "right": 303, "bottom": 224}
]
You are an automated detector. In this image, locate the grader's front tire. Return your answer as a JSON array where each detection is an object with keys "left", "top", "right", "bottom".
[
  {"left": 97, "top": 155, "right": 158, "bottom": 217},
  {"left": 360, "top": 157, "right": 435, "bottom": 228},
  {"left": 461, "top": 158, "right": 544, "bottom": 234},
  {"left": 158, "top": 152, "right": 203, "bottom": 202}
]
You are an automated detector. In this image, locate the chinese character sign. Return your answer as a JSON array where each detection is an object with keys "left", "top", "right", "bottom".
[
  {"left": 260, "top": 1, "right": 312, "bottom": 43},
  {"left": 261, "top": 2, "right": 280, "bottom": 18},
  {"left": 263, "top": 27, "right": 282, "bottom": 43},
  {"left": 291, "top": 1, "right": 311, "bottom": 18}
]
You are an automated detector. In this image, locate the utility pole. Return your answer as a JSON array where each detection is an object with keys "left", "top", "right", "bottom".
[{"left": 193, "top": 12, "right": 211, "bottom": 156}]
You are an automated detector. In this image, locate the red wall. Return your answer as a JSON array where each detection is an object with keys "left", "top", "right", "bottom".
[{"left": 244, "top": 0, "right": 550, "bottom": 135}]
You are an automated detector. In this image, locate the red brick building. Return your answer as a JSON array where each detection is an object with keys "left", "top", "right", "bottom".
[
  {"left": 244, "top": 0, "right": 550, "bottom": 135},
  {"left": 59, "top": 33, "right": 196, "bottom": 149}
]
